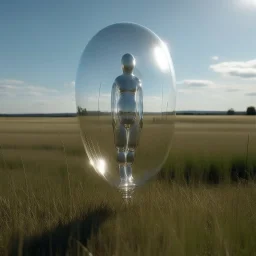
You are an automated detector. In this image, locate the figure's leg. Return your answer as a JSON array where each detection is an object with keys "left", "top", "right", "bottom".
[
  {"left": 113, "top": 123, "right": 128, "bottom": 182},
  {"left": 127, "top": 121, "right": 141, "bottom": 150},
  {"left": 126, "top": 121, "right": 141, "bottom": 182}
]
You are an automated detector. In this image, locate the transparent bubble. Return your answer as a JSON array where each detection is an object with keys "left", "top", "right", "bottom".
[{"left": 75, "top": 23, "right": 176, "bottom": 198}]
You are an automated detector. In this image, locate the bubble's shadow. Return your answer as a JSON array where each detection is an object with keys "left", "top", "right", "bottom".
[{"left": 9, "top": 205, "right": 113, "bottom": 255}]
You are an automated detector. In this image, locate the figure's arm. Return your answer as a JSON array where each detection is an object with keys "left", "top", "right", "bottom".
[
  {"left": 111, "top": 81, "right": 118, "bottom": 126},
  {"left": 137, "top": 83, "right": 143, "bottom": 128}
]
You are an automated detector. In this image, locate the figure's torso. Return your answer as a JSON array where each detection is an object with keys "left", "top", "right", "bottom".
[{"left": 115, "top": 74, "right": 141, "bottom": 114}]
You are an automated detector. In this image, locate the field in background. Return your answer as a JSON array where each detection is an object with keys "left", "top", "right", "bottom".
[
  {"left": 0, "top": 116, "right": 256, "bottom": 255},
  {"left": 1, "top": 115, "right": 255, "bottom": 183}
]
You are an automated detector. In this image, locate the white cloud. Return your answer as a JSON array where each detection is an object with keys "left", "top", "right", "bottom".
[
  {"left": 211, "top": 56, "right": 219, "bottom": 61},
  {"left": 210, "top": 59, "right": 256, "bottom": 79}
]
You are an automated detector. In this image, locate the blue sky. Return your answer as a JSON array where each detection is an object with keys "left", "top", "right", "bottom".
[{"left": 0, "top": 0, "right": 256, "bottom": 113}]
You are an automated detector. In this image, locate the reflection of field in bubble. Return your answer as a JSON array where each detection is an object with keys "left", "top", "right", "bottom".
[{"left": 78, "top": 115, "right": 175, "bottom": 185}]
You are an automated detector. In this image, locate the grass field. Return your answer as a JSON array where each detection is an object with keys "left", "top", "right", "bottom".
[{"left": 0, "top": 116, "right": 256, "bottom": 255}]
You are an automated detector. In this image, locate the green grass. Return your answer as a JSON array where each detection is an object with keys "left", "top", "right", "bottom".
[{"left": 0, "top": 116, "right": 256, "bottom": 255}]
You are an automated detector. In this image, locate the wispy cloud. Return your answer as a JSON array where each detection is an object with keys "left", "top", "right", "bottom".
[
  {"left": 226, "top": 88, "right": 240, "bottom": 93},
  {"left": 0, "top": 79, "right": 58, "bottom": 97},
  {"left": 178, "top": 79, "right": 215, "bottom": 88},
  {"left": 223, "top": 83, "right": 255, "bottom": 95},
  {"left": 176, "top": 80, "right": 216, "bottom": 96},
  {"left": 0, "top": 91, "right": 14, "bottom": 97},
  {"left": 77, "top": 94, "right": 163, "bottom": 112},
  {"left": 211, "top": 56, "right": 219, "bottom": 61},
  {"left": 0, "top": 84, "right": 19, "bottom": 90},
  {"left": 177, "top": 77, "right": 256, "bottom": 97},
  {"left": 177, "top": 89, "right": 195, "bottom": 94},
  {"left": 210, "top": 59, "right": 256, "bottom": 79},
  {"left": 0, "top": 79, "right": 79, "bottom": 113},
  {"left": 245, "top": 92, "right": 256, "bottom": 96},
  {"left": 0, "top": 79, "right": 24, "bottom": 85},
  {"left": 25, "top": 85, "right": 58, "bottom": 93},
  {"left": 100, "top": 93, "right": 111, "bottom": 97},
  {"left": 64, "top": 81, "right": 75, "bottom": 88},
  {"left": 26, "top": 91, "right": 43, "bottom": 97}
]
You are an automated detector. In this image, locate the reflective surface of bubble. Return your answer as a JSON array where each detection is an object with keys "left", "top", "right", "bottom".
[{"left": 75, "top": 23, "right": 176, "bottom": 193}]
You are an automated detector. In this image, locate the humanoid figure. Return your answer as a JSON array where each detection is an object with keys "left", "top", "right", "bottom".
[{"left": 111, "top": 53, "right": 143, "bottom": 185}]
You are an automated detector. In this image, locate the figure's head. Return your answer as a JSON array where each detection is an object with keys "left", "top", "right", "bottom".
[{"left": 121, "top": 53, "right": 135, "bottom": 74}]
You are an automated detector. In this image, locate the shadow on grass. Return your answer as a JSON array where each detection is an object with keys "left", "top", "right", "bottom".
[{"left": 8, "top": 204, "right": 114, "bottom": 256}]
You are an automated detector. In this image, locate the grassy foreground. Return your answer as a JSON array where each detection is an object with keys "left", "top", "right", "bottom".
[{"left": 0, "top": 116, "right": 256, "bottom": 255}]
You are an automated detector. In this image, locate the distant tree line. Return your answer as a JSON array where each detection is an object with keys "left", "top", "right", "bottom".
[
  {"left": 76, "top": 105, "right": 255, "bottom": 116},
  {"left": 77, "top": 106, "right": 88, "bottom": 116},
  {"left": 227, "top": 106, "right": 255, "bottom": 115},
  {"left": 227, "top": 108, "right": 235, "bottom": 115},
  {"left": 77, "top": 105, "right": 256, "bottom": 116},
  {"left": 246, "top": 106, "right": 256, "bottom": 115}
]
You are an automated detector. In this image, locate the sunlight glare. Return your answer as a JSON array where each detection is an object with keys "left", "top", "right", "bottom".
[
  {"left": 90, "top": 159, "right": 94, "bottom": 167},
  {"left": 239, "top": 0, "right": 256, "bottom": 8},
  {"left": 154, "top": 43, "right": 170, "bottom": 72},
  {"left": 96, "top": 158, "right": 106, "bottom": 175}
]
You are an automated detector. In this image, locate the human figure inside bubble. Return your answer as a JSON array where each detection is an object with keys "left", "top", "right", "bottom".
[{"left": 111, "top": 53, "right": 143, "bottom": 185}]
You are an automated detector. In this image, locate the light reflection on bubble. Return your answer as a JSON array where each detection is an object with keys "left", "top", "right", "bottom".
[
  {"left": 96, "top": 158, "right": 106, "bottom": 175},
  {"left": 154, "top": 46, "right": 170, "bottom": 72}
]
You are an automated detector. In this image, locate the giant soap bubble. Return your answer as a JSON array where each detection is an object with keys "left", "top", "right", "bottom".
[{"left": 75, "top": 23, "right": 176, "bottom": 199}]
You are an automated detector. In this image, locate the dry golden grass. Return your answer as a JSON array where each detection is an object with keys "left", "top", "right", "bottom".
[{"left": 0, "top": 116, "right": 255, "bottom": 255}]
